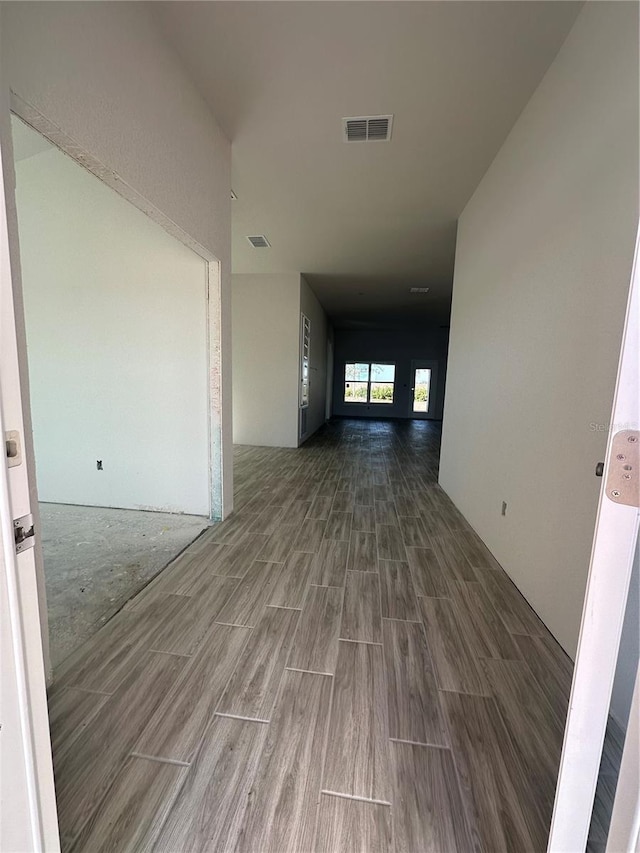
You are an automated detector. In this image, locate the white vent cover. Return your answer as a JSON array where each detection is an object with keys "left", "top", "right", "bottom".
[
  {"left": 246, "top": 235, "right": 271, "bottom": 248},
  {"left": 343, "top": 115, "right": 393, "bottom": 142}
]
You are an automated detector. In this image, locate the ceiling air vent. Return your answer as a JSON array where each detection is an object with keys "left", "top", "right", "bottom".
[
  {"left": 246, "top": 235, "right": 271, "bottom": 248},
  {"left": 343, "top": 115, "right": 393, "bottom": 143}
]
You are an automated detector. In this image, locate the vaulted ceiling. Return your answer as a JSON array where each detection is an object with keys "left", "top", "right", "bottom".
[{"left": 157, "top": 1, "right": 582, "bottom": 325}]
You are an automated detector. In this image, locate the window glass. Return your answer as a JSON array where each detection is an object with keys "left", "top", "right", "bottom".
[
  {"left": 345, "top": 363, "right": 370, "bottom": 382},
  {"left": 371, "top": 363, "right": 395, "bottom": 382},
  {"left": 344, "top": 381, "right": 368, "bottom": 402},
  {"left": 344, "top": 362, "right": 395, "bottom": 404},
  {"left": 370, "top": 382, "right": 394, "bottom": 404}
]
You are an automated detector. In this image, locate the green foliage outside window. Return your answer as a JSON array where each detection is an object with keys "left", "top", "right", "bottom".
[
  {"left": 370, "top": 384, "right": 394, "bottom": 401},
  {"left": 345, "top": 384, "right": 368, "bottom": 400}
]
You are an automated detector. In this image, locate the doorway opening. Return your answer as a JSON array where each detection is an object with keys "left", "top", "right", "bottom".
[
  {"left": 10, "top": 115, "right": 217, "bottom": 671},
  {"left": 410, "top": 359, "right": 438, "bottom": 419},
  {"left": 412, "top": 368, "right": 431, "bottom": 412}
]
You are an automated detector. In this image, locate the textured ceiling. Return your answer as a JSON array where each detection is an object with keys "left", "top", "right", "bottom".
[{"left": 158, "top": 2, "right": 582, "bottom": 323}]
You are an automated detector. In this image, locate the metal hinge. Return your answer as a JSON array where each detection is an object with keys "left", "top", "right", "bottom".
[
  {"left": 14, "top": 513, "right": 35, "bottom": 554},
  {"left": 606, "top": 430, "right": 640, "bottom": 508}
]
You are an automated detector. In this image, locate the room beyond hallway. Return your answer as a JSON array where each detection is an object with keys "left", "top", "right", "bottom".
[
  {"left": 47, "top": 418, "right": 618, "bottom": 851},
  {"left": 11, "top": 113, "right": 214, "bottom": 678}
]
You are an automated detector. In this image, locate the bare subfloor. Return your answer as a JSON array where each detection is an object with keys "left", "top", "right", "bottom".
[{"left": 41, "top": 503, "right": 208, "bottom": 669}]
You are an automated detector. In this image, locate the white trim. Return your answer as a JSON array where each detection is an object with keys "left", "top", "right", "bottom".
[
  {"left": 0, "top": 144, "right": 45, "bottom": 851},
  {"left": 548, "top": 224, "right": 640, "bottom": 851}
]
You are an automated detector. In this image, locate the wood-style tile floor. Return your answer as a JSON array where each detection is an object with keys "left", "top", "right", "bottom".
[{"left": 49, "top": 418, "right": 605, "bottom": 851}]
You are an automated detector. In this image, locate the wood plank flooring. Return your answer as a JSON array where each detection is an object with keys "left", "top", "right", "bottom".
[{"left": 49, "top": 418, "right": 603, "bottom": 851}]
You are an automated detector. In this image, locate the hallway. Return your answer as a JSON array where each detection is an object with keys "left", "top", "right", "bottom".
[{"left": 50, "top": 419, "right": 573, "bottom": 851}]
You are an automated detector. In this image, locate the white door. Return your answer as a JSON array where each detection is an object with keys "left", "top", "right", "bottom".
[
  {"left": 409, "top": 359, "right": 438, "bottom": 419},
  {"left": 0, "top": 111, "right": 59, "bottom": 848},
  {"left": 548, "top": 225, "right": 640, "bottom": 851}
]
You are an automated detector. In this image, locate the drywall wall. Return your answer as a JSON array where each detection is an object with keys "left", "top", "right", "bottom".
[
  {"left": 232, "top": 273, "right": 330, "bottom": 447},
  {"left": 299, "top": 275, "right": 328, "bottom": 442},
  {"left": 15, "top": 140, "right": 209, "bottom": 515},
  {"left": 232, "top": 273, "right": 300, "bottom": 447},
  {"left": 440, "top": 2, "right": 638, "bottom": 663},
  {"left": 332, "top": 326, "right": 449, "bottom": 420},
  {"left": 0, "top": 1, "right": 233, "bottom": 515}
]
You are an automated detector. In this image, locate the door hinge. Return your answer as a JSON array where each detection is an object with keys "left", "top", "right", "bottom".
[
  {"left": 14, "top": 513, "right": 35, "bottom": 553},
  {"left": 606, "top": 430, "right": 640, "bottom": 508}
]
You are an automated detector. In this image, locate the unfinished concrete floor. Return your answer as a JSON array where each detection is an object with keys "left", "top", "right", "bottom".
[{"left": 41, "top": 503, "right": 208, "bottom": 669}]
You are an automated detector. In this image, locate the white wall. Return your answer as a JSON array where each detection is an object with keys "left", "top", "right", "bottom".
[
  {"left": 15, "top": 141, "right": 209, "bottom": 515},
  {"left": 0, "top": 1, "right": 233, "bottom": 514},
  {"left": 232, "top": 273, "right": 300, "bottom": 447},
  {"left": 440, "top": 1, "right": 638, "bottom": 664},
  {"left": 300, "top": 275, "right": 328, "bottom": 442},
  {"left": 232, "top": 273, "right": 329, "bottom": 447}
]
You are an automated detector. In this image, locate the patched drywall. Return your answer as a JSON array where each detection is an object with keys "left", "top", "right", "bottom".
[
  {"left": 440, "top": 3, "right": 638, "bottom": 663},
  {"left": 15, "top": 141, "right": 210, "bottom": 515}
]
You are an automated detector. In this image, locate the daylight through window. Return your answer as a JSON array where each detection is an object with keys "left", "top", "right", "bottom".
[{"left": 344, "top": 362, "right": 395, "bottom": 404}]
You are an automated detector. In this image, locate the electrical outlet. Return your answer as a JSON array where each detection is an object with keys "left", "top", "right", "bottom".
[{"left": 501, "top": 501, "right": 507, "bottom": 516}]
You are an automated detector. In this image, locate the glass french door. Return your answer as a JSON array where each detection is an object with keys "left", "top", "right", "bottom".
[{"left": 410, "top": 359, "right": 437, "bottom": 419}]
